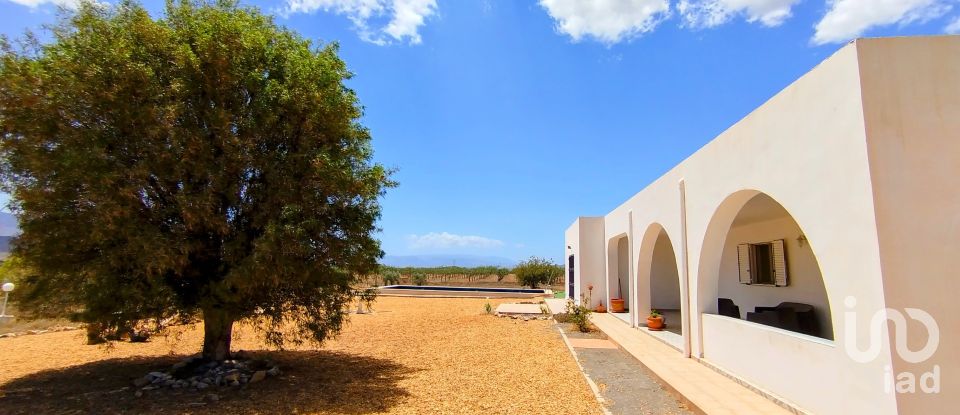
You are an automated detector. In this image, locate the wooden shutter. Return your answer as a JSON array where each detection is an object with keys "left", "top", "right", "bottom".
[
  {"left": 772, "top": 239, "right": 788, "bottom": 286},
  {"left": 737, "top": 244, "right": 752, "bottom": 284}
]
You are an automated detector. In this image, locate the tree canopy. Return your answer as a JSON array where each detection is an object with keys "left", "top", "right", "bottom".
[
  {"left": 512, "top": 257, "right": 562, "bottom": 289},
  {"left": 0, "top": 0, "right": 394, "bottom": 360}
]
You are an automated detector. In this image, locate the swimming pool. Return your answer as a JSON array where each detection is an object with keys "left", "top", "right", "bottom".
[{"left": 377, "top": 285, "right": 551, "bottom": 298}]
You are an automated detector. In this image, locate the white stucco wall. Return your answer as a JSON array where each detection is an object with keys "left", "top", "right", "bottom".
[
  {"left": 681, "top": 40, "right": 892, "bottom": 414},
  {"left": 856, "top": 36, "right": 960, "bottom": 414},
  {"left": 565, "top": 37, "right": 960, "bottom": 415},
  {"left": 565, "top": 217, "right": 606, "bottom": 309}
]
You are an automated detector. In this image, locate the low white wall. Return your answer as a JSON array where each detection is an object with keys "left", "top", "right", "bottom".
[{"left": 701, "top": 314, "right": 853, "bottom": 415}]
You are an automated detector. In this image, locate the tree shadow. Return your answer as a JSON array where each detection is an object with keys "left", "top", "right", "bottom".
[{"left": 0, "top": 350, "right": 417, "bottom": 414}]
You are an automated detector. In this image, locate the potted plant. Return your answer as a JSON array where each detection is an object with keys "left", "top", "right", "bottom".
[
  {"left": 647, "top": 309, "right": 664, "bottom": 331},
  {"left": 610, "top": 275, "right": 626, "bottom": 313},
  {"left": 595, "top": 301, "right": 606, "bottom": 313}
]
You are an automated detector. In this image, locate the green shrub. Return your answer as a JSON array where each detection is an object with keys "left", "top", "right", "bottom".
[
  {"left": 513, "top": 257, "right": 562, "bottom": 289},
  {"left": 381, "top": 269, "right": 401, "bottom": 286},
  {"left": 495, "top": 267, "right": 510, "bottom": 282},
  {"left": 566, "top": 298, "right": 593, "bottom": 333},
  {"left": 411, "top": 273, "right": 428, "bottom": 286},
  {"left": 484, "top": 302, "right": 493, "bottom": 315}
]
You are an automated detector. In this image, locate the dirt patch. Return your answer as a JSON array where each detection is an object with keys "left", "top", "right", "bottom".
[{"left": 0, "top": 297, "right": 602, "bottom": 414}]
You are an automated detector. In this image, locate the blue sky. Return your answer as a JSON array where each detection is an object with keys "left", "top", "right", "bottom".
[{"left": 2, "top": 0, "right": 959, "bottom": 263}]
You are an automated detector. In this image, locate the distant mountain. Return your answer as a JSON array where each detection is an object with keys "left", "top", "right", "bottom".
[
  {"left": 0, "top": 213, "right": 16, "bottom": 257},
  {"left": 381, "top": 254, "right": 517, "bottom": 268},
  {"left": 0, "top": 212, "right": 17, "bottom": 236}
]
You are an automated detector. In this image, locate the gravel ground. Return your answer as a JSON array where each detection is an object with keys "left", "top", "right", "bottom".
[{"left": 0, "top": 297, "right": 603, "bottom": 414}]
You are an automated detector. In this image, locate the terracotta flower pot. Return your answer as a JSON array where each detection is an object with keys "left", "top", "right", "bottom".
[
  {"left": 647, "top": 316, "right": 664, "bottom": 331},
  {"left": 610, "top": 298, "right": 625, "bottom": 313},
  {"left": 595, "top": 303, "right": 606, "bottom": 313}
]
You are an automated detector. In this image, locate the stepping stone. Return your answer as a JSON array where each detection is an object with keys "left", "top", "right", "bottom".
[{"left": 495, "top": 303, "right": 544, "bottom": 315}]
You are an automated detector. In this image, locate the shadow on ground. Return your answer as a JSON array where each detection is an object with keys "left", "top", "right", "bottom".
[{"left": 0, "top": 350, "right": 417, "bottom": 414}]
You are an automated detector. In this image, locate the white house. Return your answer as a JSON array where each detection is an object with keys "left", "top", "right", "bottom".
[{"left": 564, "top": 36, "right": 960, "bottom": 415}]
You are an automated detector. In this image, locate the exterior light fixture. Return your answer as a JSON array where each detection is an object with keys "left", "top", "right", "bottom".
[
  {"left": 1, "top": 282, "right": 14, "bottom": 318},
  {"left": 797, "top": 234, "right": 807, "bottom": 248}
]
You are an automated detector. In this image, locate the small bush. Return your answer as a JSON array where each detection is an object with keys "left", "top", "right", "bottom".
[
  {"left": 513, "top": 257, "right": 562, "bottom": 289},
  {"left": 495, "top": 267, "right": 510, "bottom": 282},
  {"left": 381, "top": 269, "right": 401, "bottom": 286},
  {"left": 411, "top": 273, "right": 428, "bottom": 286},
  {"left": 566, "top": 298, "right": 593, "bottom": 333},
  {"left": 484, "top": 302, "right": 493, "bottom": 314}
]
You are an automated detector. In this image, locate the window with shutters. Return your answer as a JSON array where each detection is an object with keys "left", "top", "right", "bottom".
[{"left": 736, "top": 239, "right": 788, "bottom": 286}]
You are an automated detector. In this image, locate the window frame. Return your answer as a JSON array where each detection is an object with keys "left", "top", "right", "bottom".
[{"left": 737, "top": 239, "right": 789, "bottom": 287}]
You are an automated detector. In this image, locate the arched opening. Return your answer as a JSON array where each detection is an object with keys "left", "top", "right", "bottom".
[
  {"left": 607, "top": 235, "right": 630, "bottom": 323},
  {"left": 700, "top": 192, "right": 833, "bottom": 340},
  {"left": 649, "top": 229, "right": 682, "bottom": 336},
  {"left": 635, "top": 223, "right": 684, "bottom": 350}
]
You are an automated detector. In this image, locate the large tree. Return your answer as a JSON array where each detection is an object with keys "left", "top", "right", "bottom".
[{"left": 0, "top": 0, "right": 393, "bottom": 360}]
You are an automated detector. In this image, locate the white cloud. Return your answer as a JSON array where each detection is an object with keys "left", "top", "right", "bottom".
[
  {"left": 407, "top": 232, "right": 504, "bottom": 250},
  {"left": 813, "top": 0, "right": 953, "bottom": 45},
  {"left": 677, "top": 0, "right": 802, "bottom": 28},
  {"left": 538, "top": 0, "right": 671, "bottom": 44},
  {"left": 5, "top": 0, "right": 94, "bottom": 9},
  {"left": 946, "top": 15, "right": 960, "bottom": 32},
  {"left": 282, "top": 0, "right": 437, "bottom": 45}
]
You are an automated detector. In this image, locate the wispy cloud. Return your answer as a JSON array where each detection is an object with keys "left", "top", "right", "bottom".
[
  {"left": 537, "top": 0, "right": 960, "bottom": 46},
  {"left": 677, "top": 0, "right": 802, "bottom": 28},
  {"left": 281, "top": 0, "right": 437, "bottom": 45},
  {"left": 538, "top": 0, "right": 671, "bottom": 45},
  {"left": 406, "top": 232, "right": 504, "bottom": 250},
  {"left": 5, "top": 0, "right": 98, "bottom": 9},
  {"left": 946, "top": 14, "right": 960, "bottom": 32},
  {"left": 813, "top": 0, "right": 953, "bottom": 45}
]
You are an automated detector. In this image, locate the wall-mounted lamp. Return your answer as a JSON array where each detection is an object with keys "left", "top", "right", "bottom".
[
  {"left": 567, "top": 245, "right": 572, "bottom": 250},
  {"left": 797, "top": 234, "right": 807, "bottom": 248}
]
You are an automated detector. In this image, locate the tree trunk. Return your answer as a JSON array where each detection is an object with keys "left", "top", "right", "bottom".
[{"left": 202, "top": 307, "right": 234, "bottom": 361}]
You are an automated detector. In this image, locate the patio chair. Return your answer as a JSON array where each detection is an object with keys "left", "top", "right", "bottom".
[
  {"left": 718, "top": 298, "right": 741, "bottom": 319},
  {"left": 746, "top": 310, "right": 780, "bottom": 327},
  {"left": 755, "top": 302, "right": 818, "bottom": 336}
]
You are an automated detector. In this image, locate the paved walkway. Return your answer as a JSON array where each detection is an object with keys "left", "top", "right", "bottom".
[
  {"left": 562, "top": 327, "right": 694, "bottom": 415},
  {"left": 544, "top": 298, "right": 567, "bottom": 314},
  {"left": 591, "top": 313, "right": 793, "bottom": 415}
]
